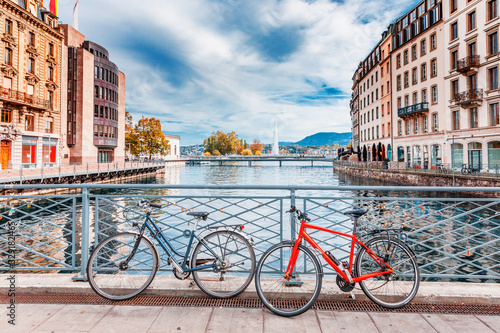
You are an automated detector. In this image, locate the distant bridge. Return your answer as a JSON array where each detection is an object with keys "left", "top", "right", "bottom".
[{"left": 182, "top": 156, "right": 336, "bottom": 167}]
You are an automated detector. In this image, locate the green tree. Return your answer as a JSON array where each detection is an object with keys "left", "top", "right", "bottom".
[{"left": 134, "top": 116, "right": 170, "bottom": 158}]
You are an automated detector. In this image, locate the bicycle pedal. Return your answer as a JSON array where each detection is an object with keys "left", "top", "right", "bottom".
[{"left": 347, "top": 292, "right": 356, "bottom": 300}]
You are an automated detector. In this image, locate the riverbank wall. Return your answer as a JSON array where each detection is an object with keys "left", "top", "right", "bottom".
[{"left": 333, "top": 164, "right": 500, "bottom": 190}]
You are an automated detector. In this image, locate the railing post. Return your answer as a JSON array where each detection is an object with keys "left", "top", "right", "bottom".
[
  {"left": 73, "top": 186, "right": 90, "bottom": 281},
  {"left": 290, "top": 188, "right": 296, "bottom": 239}
]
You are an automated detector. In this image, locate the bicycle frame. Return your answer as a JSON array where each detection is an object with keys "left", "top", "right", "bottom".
[
  {"left": 131, "top": 213, "right": 223, "bottom": 274},
  {"left": 285, "top": 219, "right": 393, "bottom": 283}
]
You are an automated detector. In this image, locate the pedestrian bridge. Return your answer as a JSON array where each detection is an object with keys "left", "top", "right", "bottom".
[{"left": 183, "top": 155, "right": 336, "bottom": 166}]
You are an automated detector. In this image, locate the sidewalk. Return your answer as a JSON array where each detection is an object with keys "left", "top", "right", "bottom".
[{"left": 1, "top": 303, "right": 499, "bottom": 333}]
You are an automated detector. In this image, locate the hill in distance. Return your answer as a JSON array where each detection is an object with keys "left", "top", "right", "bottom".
[{"left": 279, "top": 132, "right": 351, "bottom": 147}]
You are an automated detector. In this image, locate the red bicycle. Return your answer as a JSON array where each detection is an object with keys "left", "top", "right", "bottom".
[{"left": 255, "top": 206, "right": 420, "bottom": 317}]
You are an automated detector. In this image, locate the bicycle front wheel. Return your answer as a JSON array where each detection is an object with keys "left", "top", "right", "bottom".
[
  {"left": 87, "top": 232, "right": 159, "bottom": 301},
  {"left": 255, "top": 242, "right": 322, "bottom": 317},
  {"left": 355, "top": 236, "right": 420, "bottom": 308},
  {"left": 192, "top": 230, "right": 255, "bottom": 298}
]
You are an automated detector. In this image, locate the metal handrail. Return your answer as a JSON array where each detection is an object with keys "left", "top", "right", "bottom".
[{"left": 398, "top": 102, "right": 429, "bottom": 117}]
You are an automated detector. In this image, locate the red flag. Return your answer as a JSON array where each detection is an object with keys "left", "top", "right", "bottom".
[{"left": 49, "top": 0, "right": 58, "bottom": 16}]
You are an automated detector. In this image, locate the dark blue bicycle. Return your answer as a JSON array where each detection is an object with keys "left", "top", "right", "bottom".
[{"left": 87, "top": 200, "right": 255, "bottom": 300}]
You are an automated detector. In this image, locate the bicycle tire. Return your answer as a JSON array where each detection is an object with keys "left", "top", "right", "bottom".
[
  {"left": 191, "top": 230, "right": 255, "bottom": 298},
  {"left": 355, "top": 236, "right": 420, "bottom": 308},
  {"left": 255, "top": 242, "right": 322, "bottom": 317},
  {"left": 87, "top": 232, "right": 159, "bottom": 301}
]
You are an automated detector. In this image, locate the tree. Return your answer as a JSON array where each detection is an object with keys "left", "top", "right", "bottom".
[
  {"left": 125, "top": 110, "right": 140, "bottom": 156},
  {"left": 250, "top": 139, "right": 263, "bottom": 155},
  {"left": 134, "top": 116, "right": 170, "bottom": 158},
  {"left": 204, "top": 131, "right": 241, "bottom": 155}
]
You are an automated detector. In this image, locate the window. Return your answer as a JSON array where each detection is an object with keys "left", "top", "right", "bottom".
[
  {"left": 375, "top": 89, "right": 378, "bottom": 100},
  {"left": 414, "top": 118, "right": 419, "bottom": 134},
  {"left": 469, "top": 73, "right": 477, "bottom": 90},
  {"left": 25, "top": 115, "right": 35, "bottom": 131},
  {"left": 45, "top": 117, "right": 53, "bottom": 133},
  {"left": 4, "top": 48, "right": 12, "bottom": 66},
  {"left": 453, "top": 110, "right": 460, "bottom": 130},
  {"left": 412, "top": 68, "right": 418, "bottom": 84},
  {"left": 29, "top": 32, "right": 35, "bottom": 46},
  {"left": 431, "top": 59, "right": 437, "bottom": 77},
  {"left": 413, "top": 92, "right": 418, "bottom": 104},
  {"left": 404, "top": 50, "right": 409, "bottom": 64},
  {"left": 94, "top": 105, "right": 99, "bottom": 117},
  {"left": 1, "top": 109, "right": 11, "bottom": 123},
  {"left": 422, "top": 89, "right": 427, "bottom": 103},
  {"left": 406, "top": 121, "right": 410, "bottom": 135},
  {"left": 49, "top": 43, "right": 54, "bottom": 56},
  {"left": 491, "top": 103, "right": 500, "bottom": 125},
  {"left": 397, "top": 54, "right": 401, "bottom": 68},
  {"left": 470, "top": 108, "right": 478, "bottom": 128},
  {"left": 397, "top": 75, "right": 401, "bottom": 90},
  {"left": 433, "top": 113, "right": 438, "bottom": 131},
  {"left": 431, "top": 34, "right": 437, "bottom": 50},
  {"left": 22, "top": 136, "right": 37, "bottom": 164},
  {"left": 95, "top": 66, "right": 99, "bottom": 79},
  {"left": 468, "top": 42, "right": 476, "bottom": 56},
  {"left": 398, "top": 121, "right": 402, "bottom": 136},
  {"left": 468, "top": 11, "right": 476, "bottom": 32},
  {"left": 424, "top": 116, "right": 428, "bottom": 132},
  {"left": 451, "top": 79, "right": 459, "bottom": 99},
  {"left": 432, "top": 85, "right": 438, "bottom": 103},
  {"left": 421, "top": 39, "right": 426, "bottom": 55},
  {"left": 421, "top": 63, "right": 427, "bottom": 80},
  {"left": 404, "top": 71, "right": 409, "bottom": 87},
  {"left": 451, "top": 22, "right": 458, "bottom": 40},
  {"left": 489, "top": 32, "right": 498, "bottom": 55},
  {"left": 94, "top": 85, "right": 99, "bottom": 98},
  {"left": 5, "top": 19, "right": 12, "bottom": 35},
  {"left": 94, "top": 124, "right": 99, "bottom": 137},
  {"left": 375, "top": 71, "right": 378, "bottom": 82},
  {"left": 405, "top": 95, "right": 409, "bottom": 106},
  {"left": 412, "top": 45, "right": 417, "bottom": 60},
  {"left": 488, "top": 0, "right": 498, "bottom": 21},
  {"left": 489, "top": 66, "right": 498, "bottom": 90},
  {"left": 398, "top": 97, "right": 402, "bottom": 108},
  {"left": 28, "top": 58, "right": 35, "bottom": 74},
  {"left": 451, "top": 0, "right": 457, "bottom": 13},
  {"left": 48, "top": 66, "right": 54, "bottom": 81},
  {"left": 376, "top": 107, "right": 379, "bottom": 119},
  {"left": 451, "top": 50, "right": 458, "bottom": 70}
]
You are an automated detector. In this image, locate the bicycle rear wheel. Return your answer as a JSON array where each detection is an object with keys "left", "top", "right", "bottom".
[
  {"left": 191, "top": 230, "right": 255, "bottom": 298},
  {"left": 355, "top": 236, "right": 420, "bottom": 308},
  {"left": 87, "top": 232, "right": 158, "bottom": 301},
  {"left": 255, "top": 242, "right": 322, "bottom": 317}
]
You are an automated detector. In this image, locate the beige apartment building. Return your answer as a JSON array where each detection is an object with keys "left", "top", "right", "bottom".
[
  {"left": 391, "top": 0, "right": 446, "bottom": 169},
  {"left": 350, "top": 66, "right": 361, "bottom": 152},
  {"left": 443, "top": 0, "right": 500, "bottom": 171},
  {"left": 350, "top": 0, "right": 500, "bottom": 171},
  {"left": 0, "top": 0, "right": 63, "bottom": 169}
]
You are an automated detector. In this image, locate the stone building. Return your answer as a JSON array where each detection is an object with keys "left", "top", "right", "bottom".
[
  {"left": 350, "top": 0, "right": 500, "bottom": 171},
  {"left": 59, "top": 24, "right": 125, "bottom": 164},
  {"left": 0, "top": 0, "right": 63, "bottom": 169}
]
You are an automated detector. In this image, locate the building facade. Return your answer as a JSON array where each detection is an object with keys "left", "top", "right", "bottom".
[
  {"left": 443, "top": 0, "right": 500, "bottom": 171},
  {"left": 350, "top": 0, "right": 500, "bottom": 171},
  {"left": 0, "top": 0, "right": 63, "bottom": 169},
  {"left": 60, "top": 24, "right": 125, "bottom": 164},
  {"left": 391, "top": 0, "right": 445, "bottom": 169},
  {"left": 164, "top": 134, "right": 180, "bottom": 159}
]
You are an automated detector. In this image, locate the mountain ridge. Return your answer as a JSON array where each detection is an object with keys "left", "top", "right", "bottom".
[{"left": 279, "top": 132, "right": 351, "bottom": 147}]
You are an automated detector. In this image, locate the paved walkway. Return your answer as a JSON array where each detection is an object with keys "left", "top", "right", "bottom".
[{"left": 1, "top": 303, "right": 500, "bottom": 333}]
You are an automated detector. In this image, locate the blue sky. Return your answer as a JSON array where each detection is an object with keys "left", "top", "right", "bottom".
[{"left": 58, "top": 0, "right": 413, "bottom": 145}]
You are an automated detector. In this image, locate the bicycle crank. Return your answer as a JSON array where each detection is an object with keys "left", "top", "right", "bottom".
[{"left": 336, "top": 274, "right": 355, "bottom": 292}]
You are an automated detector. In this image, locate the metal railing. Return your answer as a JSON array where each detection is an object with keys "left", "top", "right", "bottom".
[
  {"left": 334, "top": 160, "right": 500, "bottom": 176},
  {"left": 398, "top": 102, "right": 429, "bottom": 117},
  {"left": 457, "top": 55, "right": 480, "bottom": 73},
  {"left": 0, "top": 87, "right": 51, "bottom": 109},
  {"left": 0, "top": 184, "right": 499, "bottom": 282},
  {"left": 453, "top": 89, "right": 483, "bottom": 106},
  {"left": 0, "top": 161, "right": 166, "bottom": 184}
]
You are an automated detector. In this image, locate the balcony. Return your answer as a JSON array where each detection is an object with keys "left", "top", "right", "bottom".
[
  {"left": 353, "top": 119, "right": 359, "bottom": 127},
  {"left": 453, "top": 89, "right": 483, "bottom": 107},
  {"left": 398, "top": 102, "right": 429, "bottom": 118},
  {"left": 0, "top": 87, "right": 51, "bottom": 109},
  {"left": 456, "top": 55, "right": 480, "bottom": 73}
]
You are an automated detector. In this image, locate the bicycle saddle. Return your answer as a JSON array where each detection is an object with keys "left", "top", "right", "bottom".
[
  {"left": 187, "top": 212, "right": 209, "bottom": 220},
  {"left": 343, "top": 209, "right": 368, "bottom": 218}
]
